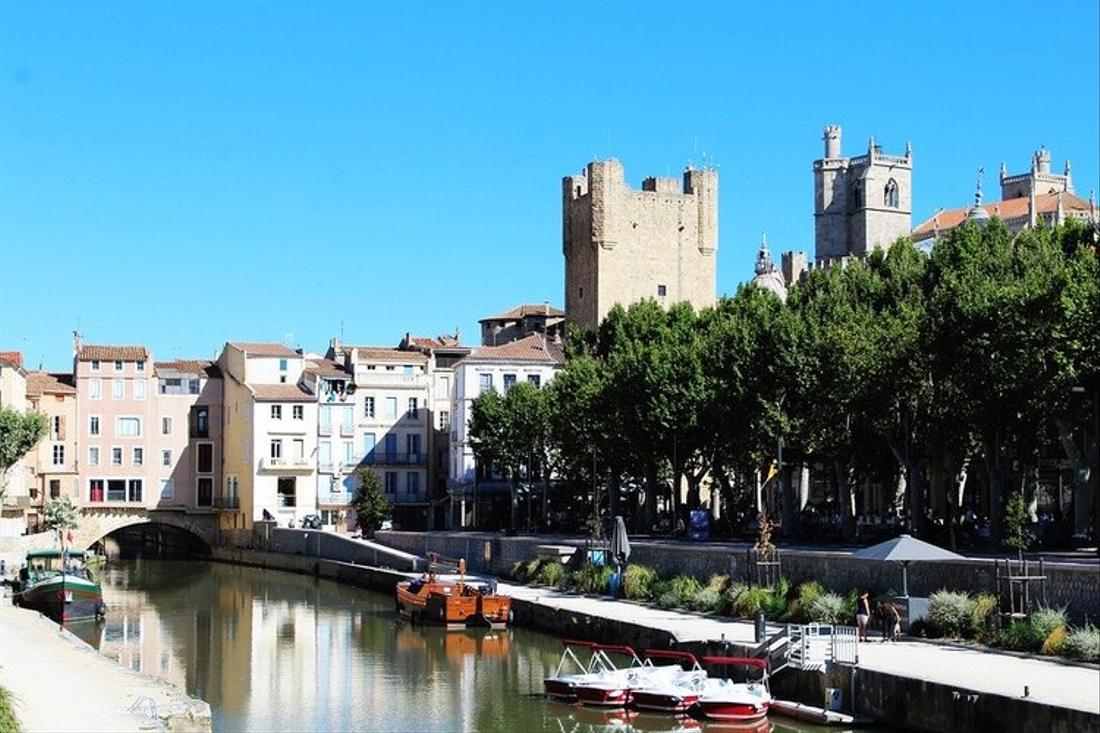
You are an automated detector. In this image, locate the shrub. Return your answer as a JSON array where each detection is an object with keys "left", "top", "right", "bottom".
[
  {"left": 692, "top": 587, "right": 727, "bottom": 614},
  {"left": 657, "top": 590, "right": 681, "bottom": 609},
  {"left": 764, "top": 578, "right": 791, "bottom": 618},
  {"left": 623, "top": 565, "right": 660, "bottom": 601},
  {"left": 786, "top": 581, "right": 825, "bottom": 623},
  {"left": 1041, "top": 625, "right": 1067, "bottom": 656},
  {"left": 1029, "top": 608, "right": 1068, "bottom": 640},
  {"left": 808, "top": 592, "right": 848, "bottom": 624},
  {"left": 512, "top": 558, "right": 543, "bottom": 582},
  {"left": 1063, "top": 625, "right": 1100, "bottom": 662},
  {"left": 732, "top": 586, "right": 774, "bottom": 618},
  {"left": 969, "top": 593, "right": 998, "bottom": 637},
  {"left": 571, "top": 563, "right": 613, "bottom": 594},
  {"left": 669, "top": 575, "right": 704, "bottom": 608},
  {"left": 536, "top": 561, "right": 566, "bottom": 587},
  {"left": 1000, "top": 620, "right": 1043, "bottom": 652},
  {"left": 928, "top": 590, "right": 973, "bottom": 637},
  {"left": 706, "top": 574, "right": 731, "bottom": 593}
]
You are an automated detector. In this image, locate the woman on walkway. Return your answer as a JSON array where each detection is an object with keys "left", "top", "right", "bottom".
[{"left": 856, "top": 592, "right": 871, "bottom": 642}]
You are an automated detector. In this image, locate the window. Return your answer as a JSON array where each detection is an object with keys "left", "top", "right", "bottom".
[
  {"left": 527, "top": 374, "right": 541, "bottom": 388},
  {"left": 52, "top": 444, "right": 65, "bottom": 466},
  {"left": 270, "top": 439, "right": 283, "bottom": 459},
  {"left": 51, "top": 416, "right": 63, "bottom": 440},
  {"left": 226, "top": 476, "right": 239, "bottom": 503},
  {"left": 384, "top": 433, "right": 397, "bottom": 460},
  {"left": 49, "top": 480, "right": 61, "bottom": 499},
  {"left": 196, "top": 477, "right": 213, "bottom": 506},
  {"left": 364, "top": 397, "right": 375, "bottom": 418},
  {"left": 279, "top": 358, "right": 288, "bottom": 372},
  {"left": 112, "top": 379, "right": 124, "bottom": 399},
  {"left": 192, "top": 407, "right": 209, "bottom": 438},
  {"left": 91, "top": 360, "right": 100, "bottom": 371},
  {"left": 385, "top": 397, "right": 397, "bottom": 420},
  {"left": 341, "top": 405, "right": 354, "bottom": 431},
  {"left": 112, "top": 447, "right": 123, "bottom": 466},
  {"left": 89, "top": 479, "right": 104, "bottom": 502},
  {"left": 132, "top": 447, "right": 144, "bottom": 466},
  {"left": 116, "top": 417, "right": 141, "bottom": 437},
  {"left": 162, "top": 417, "right": 172, "bottom": 435},
  {"left": 503, "top": 374, "right": 517, "bottom": 391},
  {"left": 884, "top": 178, "right": 899, "bottom": 209},
  {"left": 319, "top": 441, "right": 332, "bottom": 469},
  {"left": 384, "top": 472, "right": 398, "bottom": 495},
  {"left": 407, "top": 434, "right": 421, "bottom": 457},
  {"left": 162, "top": 449, "right": 172, "bottom": 467},
  {"left": 851, "top": 181, "right": 863, "bottom": 210},
  {"left": 479, "top": 373, "right": 493, "bottom": 394},
  {"left": 279, "top": 375, "right": 287, "bottom": 383},
  {"left": 277, "top": 476, "right": 296, "bottom": 507},
  {"left": 134, "top": 380, "right": 146, "bottom": 400},
  {"left": 127, "top": 479, "right": 142, "bottom": 502},
  {"left": 343, "top": 441, "right": 354, "bottom": 466},
  {"left": 161, "top": 480, "right": 174, "bottom": 500},
  {"left": 114, "top": 360, "right": 123, "bottom": 371},
  {"left": 107, "top": 479, "right": 126, "bottom": 501},
  {"left": 320, "top": 405, "right": 332, "bottom": 432},
  {"left": 90, "top": 379, "right": 101, "bottom": 400},
  {"left": 89, "top": 415, "right": 100, "bottom": 436},
  {"left": 292, "top": 405, "right": 303, "bottom": 420},
  {"left": 88, "top": 447, "right": 100, "bottom": 467},
  {"left": 197, "top": 443, "right": 213, "bottom": 473},
  {"left": 403, "top": 365, "right": 413, "bottom": 376},
  {"left": 271, "top": 404, "right": 282, "bottom": 420},
  {"left": 188, "top": 378, "right": 200, "bottom": 394},
  {"left": 292, "top": 438, "right": 304, "bottom": 459},
  {"left": 657, "top": 284, "right": 667, "bottom": 297},
  {"left": 406, "top": 472, "right": 420, "bottom": 495},
  {"left": 408, "top": 398, "right": 418, "bottom": 419},
  {"left": 136, "top": 360, "right": 145, "bottom": 371},
  {"left": 363, "top": 433, "right": 376, "bottom": 460},
  {"left": 439, "top": 411, "right": 450, "bottom": 430}
]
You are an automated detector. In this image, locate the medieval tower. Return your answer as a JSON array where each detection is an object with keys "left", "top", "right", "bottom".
[
  {"left": 813, "top": 125, "right": 912, "bottom": 263},
  {"left": 562, "top": 159, "right": 718, "bottom": 330}
]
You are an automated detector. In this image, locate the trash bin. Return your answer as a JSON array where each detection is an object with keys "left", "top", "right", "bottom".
[{"left": 609, "top": 570, "right": 622, "bottom": 598}]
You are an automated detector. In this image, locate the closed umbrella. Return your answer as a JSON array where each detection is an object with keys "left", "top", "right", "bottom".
[
  {"left": 851, "top": 534, "right": 964, "bottom": 596},
  {"left": 609, "top": 515, "right": 631, "bottom": 569}
]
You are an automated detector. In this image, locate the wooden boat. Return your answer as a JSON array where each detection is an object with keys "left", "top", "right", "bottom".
[
  {"left": 395, "top": 555, "right": 511, "bottom": 628},
  {"left": 12, "top": 549, "right": 106, "bottom": 624}
]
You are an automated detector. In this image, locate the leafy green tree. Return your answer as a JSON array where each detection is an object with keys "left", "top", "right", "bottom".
[
  {"left": 0, "top": 406, "right": 48, "bottom": 501},
  {"left": 43, "top": 495, "right": 79, "bottom": 534},
  {"left": 1002, "top": 489, "right": 1034, "bottom": 553},
  {"left": 351, "top": 467, "right": 391, "bottom": 534}
]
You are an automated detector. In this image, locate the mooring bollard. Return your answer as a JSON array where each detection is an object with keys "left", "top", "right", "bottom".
[{"left": 755, "top": 611, "right": 766, "bottom": 643}]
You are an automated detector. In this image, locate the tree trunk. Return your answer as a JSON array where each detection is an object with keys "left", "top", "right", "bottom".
[
  {"left": 608, "top": 470, "right": 621, "bottom": 520},
  {"left": 1057, "top": 419, "right": 1093, "bottom": 534},
  {"left": 985, "top": 434, "right": 1005, "bottom": 544},
  {"left": 645, "top": 462, "right": 658, "bottom": 530},
  {"left": 833, "top": 458, "right": 856, "bottom": 540}
]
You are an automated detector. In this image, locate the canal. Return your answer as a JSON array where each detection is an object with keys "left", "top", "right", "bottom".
[{"left": 70, "top": 559, "right": 888, "bottom": 732}]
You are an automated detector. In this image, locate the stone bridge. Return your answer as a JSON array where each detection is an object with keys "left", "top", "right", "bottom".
[{"left": 73, "top": 506, "right": 219, "bottom": 551}]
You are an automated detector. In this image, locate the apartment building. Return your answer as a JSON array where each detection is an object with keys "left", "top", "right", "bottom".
[
  {"left": 303, "top": 357, "right": 355, "bottom": 529},
  {"left": 449, "top": 333, "right": 564, "bottom": 528},
  {"left": 326, "top": 341, "right": 431, "bottom": 529},
  {"left": 0, "top": 352, "right": 32, "bottom": 536},
  {"left": 25, "top": 371, "right": 79, "bottom": 529},
  {"left": 76, "top": 344, "right": 158, "bottom": 508},
  {"left": 153, "top": 360, "right": 223, "bottom": 509},
  {"left": 219, "top": 343, "right": 317, "bottom": 529}
]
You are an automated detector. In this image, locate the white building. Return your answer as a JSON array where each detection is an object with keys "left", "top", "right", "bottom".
[{"left": 449, "top": 333, "right": 564, "bottom": 528}]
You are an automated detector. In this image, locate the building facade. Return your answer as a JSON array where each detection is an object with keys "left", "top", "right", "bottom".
[
  {"left": 563, "top": 159, "right": 717, "bottom": 330},
  {"left": 0, "top": 352, "right": 32, "bottom": 535},
  {"left": 153, "top": 360, "right": 223, "bottom": 510},
  {"left": 24, "top": 371, "right": 79, "bottom": 530},
  {"left": 479, "top": 304, "right": 564, "bottom": 346}
]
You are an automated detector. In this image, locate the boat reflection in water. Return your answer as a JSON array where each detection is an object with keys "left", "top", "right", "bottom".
[{"left": 546, "top": 704, "right": 779, "bottom": 733}]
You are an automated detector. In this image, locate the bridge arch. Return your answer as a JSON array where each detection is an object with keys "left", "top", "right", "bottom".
[{"left": 75, "top": 507, "right": 218, "bottom": 554}]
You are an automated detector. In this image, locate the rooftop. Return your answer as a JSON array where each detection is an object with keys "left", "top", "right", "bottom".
[
  {"left": 25, "top": 371, "right": 77, "bottom": 397},
  {"left": 349, "top": 347, "right": 429, "bottom": 364},
  {"left": 76, "top": 345, "right": 149, "bottom": 362},
  {"left": 913, "top": 191, "right": 1092, "bottom": 241},
  {"left": 229, "top": 342, "right": 301, "bottom": 358},
  {"left": 305, "top": 359, "right": 350, "bottom": 377},
  {"left": 249, "top": 383, "right": 315, "bottom": 402},
  {"left": 480, "top": 304, "right": 565, "bottom": 322},
  {"left": 0, "top": 351, "right": 23, "bottom": 368},
  {"left": 467, "top": 334, "right": 565, "bottom": 364},
  {"left": 154, "top": 360, "right": 222, "bottom": 378}
]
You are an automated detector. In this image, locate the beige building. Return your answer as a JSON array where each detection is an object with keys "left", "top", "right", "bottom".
[
  {"left": 563, "top": 159, "right": 718, "bottom": 330},
  {"left": 0, "top": 352, "right": 33, "bottom": 535},
  {"left": 25, "top": 371, "right": 79, "bottom": 529},
  {"left": 479, "top": 304, "right": 564, "bottom": 346}
]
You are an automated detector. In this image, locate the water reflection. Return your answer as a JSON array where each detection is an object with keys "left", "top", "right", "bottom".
[{"left": 85, "top": 560, "right": 877, "bottom": 733}]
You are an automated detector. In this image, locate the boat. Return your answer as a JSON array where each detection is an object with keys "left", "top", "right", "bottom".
[
  {"left": 544, "top": 640, "right": 639, "bottom": 702},
  {"left": 573, "top": 646, "right": 695, "bottom": 708},
  {"left": 395, "top": 555, "right": 511, "bottom": 628},
  {"left": 629, "top": 650, "right": 709, "bottom": 713},
  {"left": 694, "top": 657, "right": 772, "bottom": 723},
  {"left": 12, "top": 549, "right": 106, "bottom": 624}
]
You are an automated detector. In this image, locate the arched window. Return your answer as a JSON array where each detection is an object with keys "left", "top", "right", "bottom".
[
  {"left": 851, "top": 182, "right": 863, "bottom": 211},
  {"left": 884, "top": 179, "right": 899, "bottom": 208}
]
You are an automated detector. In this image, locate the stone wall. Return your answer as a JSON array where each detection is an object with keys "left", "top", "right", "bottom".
[{"left": 373, "top": 531, "right": 1100, "bottom": 622}]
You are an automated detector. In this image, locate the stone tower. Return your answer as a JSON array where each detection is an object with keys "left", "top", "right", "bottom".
[
  {"left": 813, "top": 125, "right": 912, "bottom": 263},
  {"left": 999, "top": 148, "right": 1074, "bottom": 200},
  {"left": 563, "top": 159, "right": 718, "bottom": 330}
]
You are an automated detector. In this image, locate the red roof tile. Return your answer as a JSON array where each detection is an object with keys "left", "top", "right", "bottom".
[
  {"left": 250, "top": 383, "right": 315, "bottom": 402},
  {"left": 306, "top": 359, "right": 349, "bottom": 377},
  {"left": 229, "top": 342, "right": 300, "bottom": 358},
  {"left": 0, "top": 351, "right": 23, "bottom": 368},
  {"left": 349, "top": 347, "right": 428, "bottom": 364},
  {"left": 154, "top": 360, "right": 222, "bottom": 378},
  {"left": 76, "top": 345, "right": 149, "bottom": 361},
  {"left": 468, "top": 334, "right": 564, "bottom": 364},
  {"left": 913, "top": 192, "right": 1092, "bottom": 240},
  {"left": 479, "top": 304, "right": 565, "bottom": 322},
  {"left": 25, "top": 371, "right": 77, "bottom": 397}
]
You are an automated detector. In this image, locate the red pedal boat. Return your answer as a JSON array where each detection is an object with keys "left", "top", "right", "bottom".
[{"left": 694, "top": 656, "right": 772, "bottom": 723}]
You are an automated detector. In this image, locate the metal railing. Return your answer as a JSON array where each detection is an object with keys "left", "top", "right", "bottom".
[
  {"left": 363, "top": 452, "right": 425, "bottom": 466},
  {"left": 786, "top": 624, "right": 859, "bottom": 670},
  {"left": 212, "top": 496, "right": 241, "bottom": 509}
]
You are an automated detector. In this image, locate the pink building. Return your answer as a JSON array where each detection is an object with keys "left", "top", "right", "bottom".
[{"left": 153, "top": 360, "right": 223, "bottom": 509}]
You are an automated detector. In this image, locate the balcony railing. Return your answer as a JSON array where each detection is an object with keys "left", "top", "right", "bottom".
[
  {"left": 212, "top": 496, "right": 241, "bottom": 509},
  {"left": 319, "top": 492, "right": 353, "bottom": 505},
  {"left": 353, "top": 372, "right": 428, "bottom": 387},
  {"left": 390, "top": 491, "right": 426, "bottom": 504},
  {"left": 319, "top": 425, "right": 332, "bottom": 437},
  {"left": 260, "top": 456, "right": 313, "bottom": 472},
  {"left": 363, "top": 452, "right": 425, "bottom": 466},
  {"left": 339, "top": 424, "right": 355, "bottom": 437}
]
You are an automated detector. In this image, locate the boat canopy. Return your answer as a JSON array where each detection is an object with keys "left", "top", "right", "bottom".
[{"left": 26, "top": 549, "right": 87, "bottom": 559}]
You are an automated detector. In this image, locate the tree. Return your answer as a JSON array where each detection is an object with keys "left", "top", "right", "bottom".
[
  {"left": 43, "top": 496, "right": 79, "bottom": 534},
  {"left": 1002, "top": 489, "right": 1034, "bottom": 554},
  {"left": 351, "top": 467, "right": 391, "bottom": 535},
  {"left": 0, "top": 406, "right": 48, "bottom": 501}
]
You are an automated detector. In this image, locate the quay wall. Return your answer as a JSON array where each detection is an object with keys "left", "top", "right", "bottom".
[{"left": 373, "top": 531, "right": 1100, "bottom": 622}]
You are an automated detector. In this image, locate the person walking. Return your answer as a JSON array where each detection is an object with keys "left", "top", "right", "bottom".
[{"left": 856, "top": 592, "right": 871, "bottom": 642}]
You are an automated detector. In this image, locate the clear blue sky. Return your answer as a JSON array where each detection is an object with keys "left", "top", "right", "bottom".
[{"left": 2, "top": 1, "right": 1097, "bottom": 371}]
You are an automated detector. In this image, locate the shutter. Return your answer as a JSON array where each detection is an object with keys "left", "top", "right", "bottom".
[{"left": 58, "top": 416, "right": 66, "bottom": 440}]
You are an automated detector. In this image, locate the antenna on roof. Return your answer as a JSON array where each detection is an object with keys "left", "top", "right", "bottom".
[{"left": 340, "top": 320, "right": 345, "bottom": 342}]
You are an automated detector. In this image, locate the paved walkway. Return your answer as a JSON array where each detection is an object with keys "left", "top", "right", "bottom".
[
  {"left": 0, "top": 602, "right": 210, "bottom": 732},
  {"left": 491, "top": 579, "right": 1100, "bottom": 715}
]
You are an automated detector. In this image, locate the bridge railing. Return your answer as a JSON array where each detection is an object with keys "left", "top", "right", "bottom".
[{"left": 786, "top": 623, "right": 859, "bottom": 670}]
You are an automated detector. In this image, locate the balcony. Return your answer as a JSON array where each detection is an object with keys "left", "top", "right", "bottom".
[
  {"left": 354, "top": 372, "right": 428, "bottom": 388},
  {"left": 319, "top": 491, "right": 353, "bottom": 505},
  {"left": 260, "top": 456, "right": 313, "bottom": 473},
  {"left": 339, "top": 424, "right": 355, "bottom": 437},
  {"left": 319, "top": 424, "right": 332, "bottom": 437},
  {"left": 212, "top": 496, "right": 241, "bottom": 510},
  {"left": 363, "top": 452, "right": 426, "bottom": 466},
  {"left": 392, "top": 491, "right": 427, "bottom": 505}
]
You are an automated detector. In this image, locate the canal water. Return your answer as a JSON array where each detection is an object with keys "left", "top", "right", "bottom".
[{"left": 70, "top": 559, "right": 887, "bottom": 733}]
